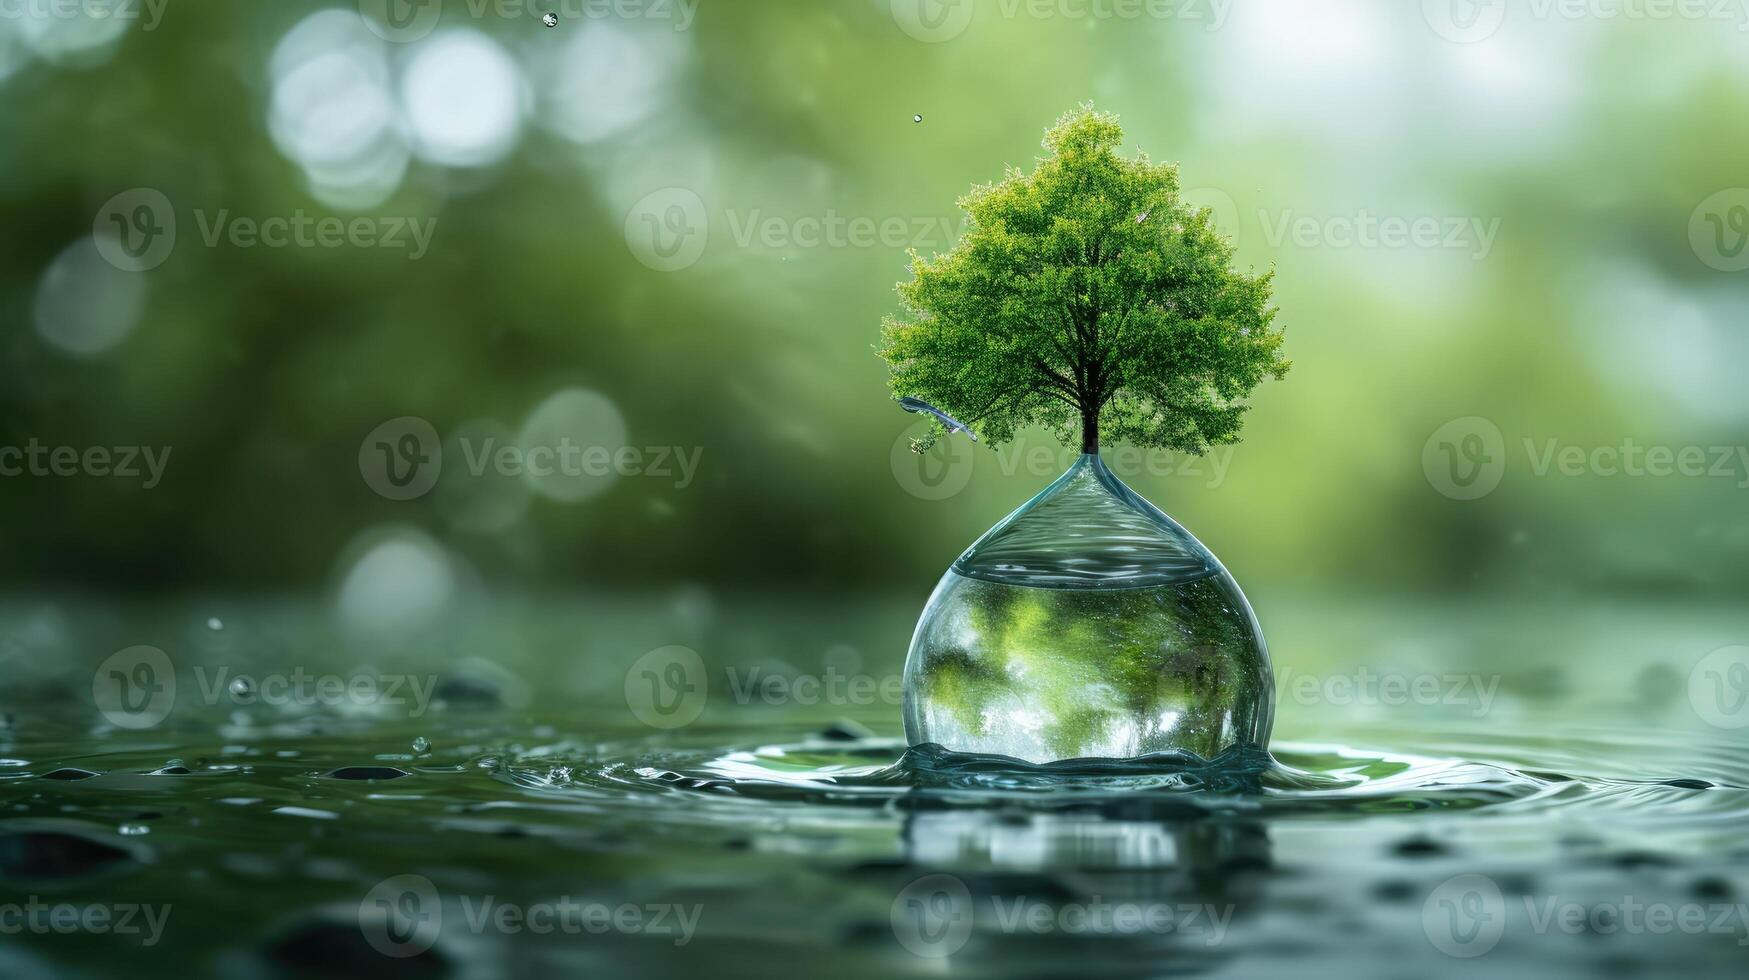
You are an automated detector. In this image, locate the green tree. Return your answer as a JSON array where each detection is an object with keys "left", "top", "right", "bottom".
[{"left": 879, "top": 105, "right": 1289, "bottom": 456}]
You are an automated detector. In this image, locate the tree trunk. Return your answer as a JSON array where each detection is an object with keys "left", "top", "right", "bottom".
[{"left": 1080, "top": 411, "right": 1099, "bottom": 455}]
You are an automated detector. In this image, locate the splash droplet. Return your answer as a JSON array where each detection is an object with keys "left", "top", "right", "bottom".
[
  {"left": 913, "top": 114, "right": 923, "bottom": 123},
  {"left": 543, "top": 12, "right": 558, "bottom": 27},
  {"left": 228, "top": 677, "right": 254, "bottom": 698},
  {"left": 119, "top": 824, "right": 150, "bottom": 836},
  {"left": 206, "top": 617, "right": 224, "bottom": 631},
  {"left": 411, "top": 736, "right": 430, "bottom": 754}
]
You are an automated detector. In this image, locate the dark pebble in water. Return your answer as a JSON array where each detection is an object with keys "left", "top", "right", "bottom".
[
  {"left": 817, "top": 719, "right": 874, "bottom": 741},
  {"left": 1693, "top": 876, "right": 1733, "bottom": 900},
  {"left": 1496, "top": 874, "right": 1539, "bottom": 895},
  {"left": 323, "top": 767, "right": 411, "bottom": 781},
  {"left": 1219, "top": 854, "right": 1273, "bottom": 875},
  {"left": 1392, "top": 837, "right": 1448, "bottom": 858},
  {"left": 1609, "top": 851, "right": 1676, "bottom": 870},
  {"left": 1372, "top": 880, "right": 1417, "bottom": 902},
  {"left": 0, "top": 829, "right": 136, "bottom": 879},
  {"left": 41, "top": 768, "right": 100, "bottom": 781},
  {"left": 1658, "top": 778, "right": 1713, "bottom": 790},
  {"left": 433, "top": 675, "right": 504, "bottom": 707},
  {"left": 264, "top": 919, "right": 449, "bottom": 979},
  {"left": 848, "top": 858, "right": 915, "bottom": 875}
]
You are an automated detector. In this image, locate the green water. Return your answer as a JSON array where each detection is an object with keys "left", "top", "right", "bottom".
[{"left": 2, "top": 594, "right": 1747, "bottom": 979}]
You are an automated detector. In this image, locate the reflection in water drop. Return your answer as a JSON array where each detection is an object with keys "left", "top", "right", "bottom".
[
  {"left": 435, "top": 419, "right": 532, "bottom": 532},
  {"left": 335, "top": 527, "right": 457, "bottom": 641},
  {"left": 516, "top": 388, "right": 627, "bottom": 503},
  {"left": 543, "top": 12, "right": 559, "bottom": 27},
  {"left": 0, "top": 20, "right": 34, "bottom": 86},
  {"left": 537, "top": 24, "right": 685, "bottom": 145},
  {"left": 16, "top": 2, "right": 131, "bottom": 65},
  {"left": 268, "top": 10, "right": 408, "bottom": 209},
  {"left": 34, "top": 237, "right": 146, "bottom": 356},
  {"left": 401, "top": 30, "right": 525, "bottom": 168},
  {"left": 412, "top": 736, "right": 430, "bottom": 754}
]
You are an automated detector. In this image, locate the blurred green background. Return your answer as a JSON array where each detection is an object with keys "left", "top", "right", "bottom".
[{"left": 1, "top": 0, "right": 1746, "bottom": 606}]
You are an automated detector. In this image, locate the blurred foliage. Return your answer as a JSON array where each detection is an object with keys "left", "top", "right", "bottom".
[{"left": 0, "top": 0, "right": 1746, "bottom": 598}]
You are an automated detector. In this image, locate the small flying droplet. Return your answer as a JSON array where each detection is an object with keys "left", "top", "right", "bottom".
[
  {"left": 542, "top": 12, "right": 559, "bottom": 27},
  {"left": 913, "top": 114, "right": 923, "bottom": 123},
  {"left": 228, "top": 677, "right": 254, "bottom": 698},
  {"left": 897, "top": 396, "right": 977, "bottom": 442},
  {"left": 119, "top": 824, "right": 150, "bottom": 836},
  {"left": 206, "top": 617, "right": 223, "bottom": 631},
  {"left": 411, "top": 736, "right": 430, "bottom": 754}
]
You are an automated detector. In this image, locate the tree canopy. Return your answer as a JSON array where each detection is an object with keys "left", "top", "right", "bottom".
[{"left": 879, "top": 105, "right": 1289, "bottom": 456}]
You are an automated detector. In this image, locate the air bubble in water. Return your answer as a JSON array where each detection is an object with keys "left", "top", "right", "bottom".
[
  {"left": 543, "top": 12, "right": 558, "bottom": 26},
  {"left": 411, "top": 736, "right": 430, "bottom": 754}
]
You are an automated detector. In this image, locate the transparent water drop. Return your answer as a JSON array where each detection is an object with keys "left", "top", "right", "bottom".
[
  {"left": 903, "top": 455, "right": 1272, "bottom": 764},
  {"left": 118, "top": 824, "right": 150, "bottom": 836},
  {"left": 411, "top": 736, "right": 430, "bottom": 754},
  {"left": 542, "top": 12, "right": 558, "bottom": 27},
  {"left": 913, "top": 114, "right": 923, "bottom": 123},
  {"left": 228, "top": 677, "right": 254, "bottom": 698},
  {"left": 206, "top": 617, "right": 224, "bottom": 631}
]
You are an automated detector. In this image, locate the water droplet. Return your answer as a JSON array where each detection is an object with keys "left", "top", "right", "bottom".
[
  {"left": 228, "top": 677, "right": 254, "bottom": 698},
  {"left": 206, "top": 617, "right": 224, "bottom": 631},
  {"left": 543, "top": 12, "right": 558, "bottom": 26},
  {"left": 411, "top": 736, "right": 430, "bottom": 754},
  {"left": 118, "top": 824, "right": 149, "bottom": 836},
  {"left": 913, "top": 114, "right": 923, "bottom": 123}
]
